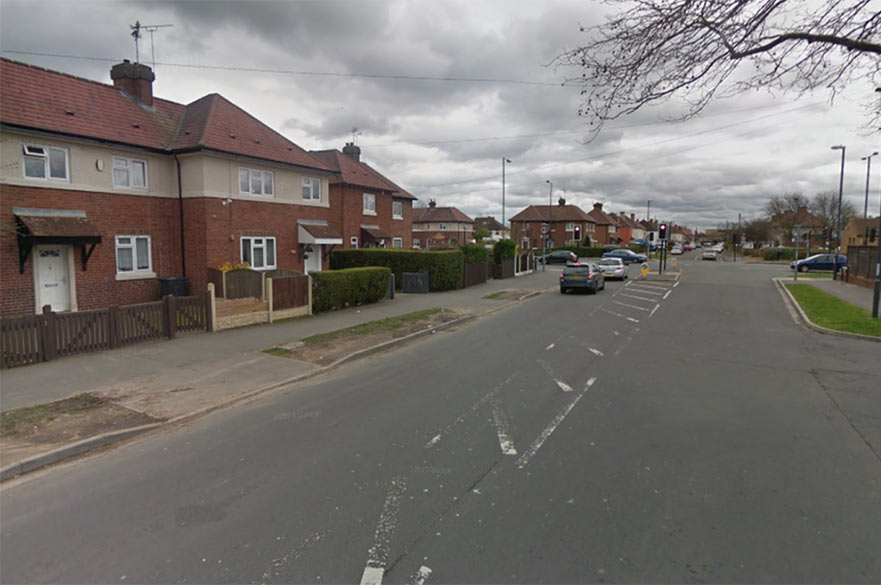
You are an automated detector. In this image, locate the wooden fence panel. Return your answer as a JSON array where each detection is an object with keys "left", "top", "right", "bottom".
[
  {"left": 117, "top": 300, "right": 165, "bottom": 346},
  {"left": 206, "top": 268, "right": 225, "bottom": 297},
  {"left": 54, "top": 309, "right": 111, "bottom": 358},
  {"left": 272, "top": 275, "right": 310, "bottom": 310},
  {"left": 0, "top": 314, "right": 43, "bottom": 368},
  {"left": 176, "top": 294, "right": 209, "bottom": 332},
  {"left": 463, "top": 261, "right": 488, "bottom": 288},
  {"left": 224, "top": 269, "right": 263, "bottom": 299}
]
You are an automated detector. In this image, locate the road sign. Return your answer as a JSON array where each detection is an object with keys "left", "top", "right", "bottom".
[
  {"left": 541, "top": 223, "right": 549, "bottom": 235},
  {"left": 641, "top": 262, "right": 648, "bottom": 277}
]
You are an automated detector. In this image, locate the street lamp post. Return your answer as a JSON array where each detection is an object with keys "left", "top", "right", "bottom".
[
  {"left": 862, "top": 152, "right": 879, "bottom": 244},
  {"left": 502, "top": 157, "right": 512, "bottom": 230},
  {"left": 831, "top": 145, "right": 846, "bottom": 278},
  {"left": 874, "top": 162, "right": 881, "bottom": 319},
  {"left": 543, "top": 180, "right": 552, "bottom": 271}
]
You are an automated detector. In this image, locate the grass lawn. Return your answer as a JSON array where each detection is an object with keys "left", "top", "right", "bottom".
[
  {"left": 300, "top": 308, "right": 446, "bottom": 344},
  {"left": 785, "top": 284, "right": 881, "bottom": 337}
]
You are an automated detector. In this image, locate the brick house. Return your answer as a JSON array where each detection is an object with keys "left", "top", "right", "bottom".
[
  {"left": 1, "top": 58, "right": 344, "bottom": 315},
  {"left": 609, "top": 213, "right": 631, "bottom": 245},
  {"left": 412, "top": 201, "right": 474, "bottom": 249},
  {"left": 621, "top": 213, "right": 645, "bottom": 241},
  {"left": 509, "top": 199, "right": 596, "bottom": 249},
  {"left": 310, "top": 143, "right": 416, "bottom": 251},
  {"left": 586, "top": 202, "right": 620, "bottom": 246},
  {"left": 473, "top": 216, "right": 509, "bottom": 241}
]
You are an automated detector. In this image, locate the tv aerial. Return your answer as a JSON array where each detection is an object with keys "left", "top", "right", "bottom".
[{"left": 130, "top": 20, "right": 174, "bottom": 69}]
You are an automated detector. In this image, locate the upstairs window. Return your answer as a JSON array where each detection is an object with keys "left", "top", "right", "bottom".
[
  {"left": 363, "top": 193, "right": 376, "bottom": 214},
  {"left": 23, "top": 144, "right": 68, "bottom": 181},
  {"left": 392, "top": 201, "right": 403, "bottom": 219},
  {"left": 113, "top": 157, "right": 147, "bottom": 189},
  {"left": 239, "top": 168, "right": 274, "bottom": 196},
  {"left": 440, "top": 223, "right": 447, "bottom": 231},
  {"left": 565, "top": 222, "right": 574, "bottom": 231},
  {"left": 241, "top": 237, "right": 277, "bottom": 269},
  {"left": 302, "top": 177, "right": 321, "bottom": 201}
]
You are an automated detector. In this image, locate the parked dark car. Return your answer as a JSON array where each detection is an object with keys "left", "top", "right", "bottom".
[
  {"left": 541, "top": 250, "right": 578, "bottom": 264},
  {"left": 560, "top": 263, "right": 605, "bottom": 294},
  {"left": 790, "top": 254, "right": 847, "bottom": 273},
  {"left": 602, "top": 249, "right": 648, "bottom": 264}
]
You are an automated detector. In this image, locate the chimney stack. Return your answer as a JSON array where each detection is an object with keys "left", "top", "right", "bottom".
[
  {"left": 558, "top": 197, "right": 566, "bottom": 206},
  {"left": 593, "top": 202, "right": 603, "bottom": 211},
  {"left": 428, "top": 199, "right": 437, "bottom": 208},
  {"left": 110, "top": 59, "right": 155, "bottom": 107},
  {"left": 342, "top": 142, "right": 361, "bottom": 162}
]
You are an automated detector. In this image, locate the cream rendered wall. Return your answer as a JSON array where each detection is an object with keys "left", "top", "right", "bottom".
[
  {"left": 178, "top": 154, "right": 329, "bottom": 207},
  {"left": 0, "top": 132, "right": 176, "bottom": 197}
]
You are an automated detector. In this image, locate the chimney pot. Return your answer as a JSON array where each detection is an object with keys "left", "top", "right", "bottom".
[{"left": 110, "top": 60, "right": 155, "bottom": 107}]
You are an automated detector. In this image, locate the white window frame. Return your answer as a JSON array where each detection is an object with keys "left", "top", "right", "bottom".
[
  {"left": 23, "top": 144, "right": 69, "bottom": 181},
  {"left": 565, "top": 222, "right": 574, "bottom": 231},
  {"left": 112, "top": 156, "right": 148, "bottom": 189},
  {"left": 115, "top": 235, "right": 154, "bottom": 280},
  {"left": 363, "top": 193, "right": 376, "bottom": 215},
  {"left": 440, "top": 223, "right": 447, "bottom": 231},
  {"left": 238, "top": 167, "right": 274, "bottom": 197},
  {"left": 392, "top": 237, "right": 403, "bottom": 249},
  {"left": 302, "top": 177, "right": 321, "bottom": 201},
  {"left": 240, "top": 237, "right": 277, "bottom": 270},
  {"left": 392, "top": 201, "right": 403, "bottom": 220},
  {"left": 350, "top": 236, "right": 359, "bottom": 249}
]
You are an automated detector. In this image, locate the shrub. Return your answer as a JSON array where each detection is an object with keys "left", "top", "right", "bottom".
[
  {"left": 461, "top": 244, "right": 489, "bottom": 263},
  {"left": 763, "top": 247, "right": 795, "bottom": 261},
  {"left": 493, "top": 239, "right": 517, "bottom": 262},
  {"left": 311, "top": 267, "right": 391, "bottom": 313},
  {"left": 329, "top": 249, "right": 464, "bottom": 291}
]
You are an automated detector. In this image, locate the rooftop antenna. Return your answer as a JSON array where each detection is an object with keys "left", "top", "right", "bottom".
[
  {"left": 351, "top": 127, "right": 362, "bottom": 144},
  {"left": 130, "top": 21, "right": 173, "bottom": 69}
]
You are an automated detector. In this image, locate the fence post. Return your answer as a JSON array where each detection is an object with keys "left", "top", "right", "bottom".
[
  {"left": 108, "top": 305, "right": 120, "bottom": 349},
  {"left": 206, "top": 283, "right": 217, "bottom": 332},
  {"left": 41, "top": 305, "right": 57, "bottom": 362},
  {"left": 163, "top": 295, "right": 176, "bottom": 339},
  {"left": 221, "top": 270, "right": 227, "bottom": 299},
  {"left": 307, "top": 274, "right": 313, "bottom": 314},
  {"left": 267, "top": 277, "right": 274, "bottom": 324}
]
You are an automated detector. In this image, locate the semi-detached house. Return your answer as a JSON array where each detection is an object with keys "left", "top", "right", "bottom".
[{"left": 0, "top": 58, "right": 414, "bottom": 316}]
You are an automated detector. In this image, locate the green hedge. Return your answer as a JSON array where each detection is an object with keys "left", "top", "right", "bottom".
[
  {"left": 763, "top": 247, "right": 795, "bottom": 261},
  {"left": 551, "top": 245, "right": 608, "bottom": 257},
  {"left": 311, "top": 267, "right": 391, "bottom": 313},
  {"left": 461, "top": 244, "right": 490, "bottom": 263},
  {"left": 330, "top": 249, "right": 464, "bottom": 291},
  {"left": 493, "top": 239, "right": 517, "bottom": 262}
]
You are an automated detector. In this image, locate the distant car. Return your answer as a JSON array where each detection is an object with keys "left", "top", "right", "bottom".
[
  {"left": 602, "top": 249, "right": 648, "bottom": 264},
  {"left": 695, "top": 243, "right": 703, "bottom": 248},
  {"left": 670, "top": 245, "right": 683, "bottom": 255},
  {"left": 598, "top": 257, "right": 627, "bottom": 280},
  {"left": 683, "top": 243, "right": 694, "bottom": 251},
  {"left": 790, "top": 254, "right": 847, "bottom": 273},
  {"left": 560, "top": 263, "right": 605, "bottom": 294},
  {"left": 540, "top": 250, "right": 578, "bottom": 264},
  {"left": 702, "top": 250, "right": 717, "bottom": 261}
]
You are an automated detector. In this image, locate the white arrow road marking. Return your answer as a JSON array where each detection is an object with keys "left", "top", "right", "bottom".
[
  {"left": 425, "top": 373, "right": 517, "bottom": 448},
  {"left": 601, "top": 308, "right": 640, "bottom": 323},
  {"left": 517, "top": 377, "right": 597, "bottom": 468},
  {"left": 359, "top": 477, "right": 407, "bottom": 585},
  {"left": 491, "top": 400, "right": 518, "bottom": 455},
  {"left": 555, "top": 379, "right": 573, "bottom": 392},
  {"left": 545, "top": 343, "right": 555, "bottom": 350},
  {"left": 663, "top": 290, "right": 672, "bottom": 299},
  {"left": 410, "top": 566, "right": 433, "bottom": 585},
  {"left": 588, "top": 347, "right": 604, "bottom": 357}
]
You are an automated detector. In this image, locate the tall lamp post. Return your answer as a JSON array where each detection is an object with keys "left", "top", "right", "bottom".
[
  {"left": 543, "top": 180, "right": 553, "bottom": 271},
  {"left": 874, "top": 160, "right": 881, "bottom": 319},
  {"left": 862, "top": 152, "right": 879, "bottom": 243},
  {"left": 831, "top": 145, "right": 846, "bottom": 278},
  {"left": 502, "top": 157, "right": 512, "bottom": 229}
]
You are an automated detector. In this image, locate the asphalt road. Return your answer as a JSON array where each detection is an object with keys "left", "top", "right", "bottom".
[{"left": 2, "top": 257, "right": 881, "bottom": 584}]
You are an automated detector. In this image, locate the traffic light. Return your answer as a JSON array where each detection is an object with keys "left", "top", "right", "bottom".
[
  {"left": 648, "top": 232, "right": 654, "bottom": 241},
  {"left": 823, "top": 227, "right": 830, "bottom": 239},
  {"left": 658, "top": 223, "right": 668, "bottom": 240},
  {"left": 573, "top": 224, "right": 582, "bottom": 241},
  {"left": 871, "top": 228, "right": 878, "bottom": 242}
]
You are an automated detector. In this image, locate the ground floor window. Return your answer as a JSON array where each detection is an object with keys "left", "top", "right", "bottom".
[
  {"left": 350, "top": 236, "right": 359, "bottom": 249},
  {"left": 392, "top": 237, "right": 403, "bottom": 249},
  {"left": 116, "top": 235, "right": 152, "bottom": 275},
  {"left": 241, "top": 236, "right": 276, "bottom": 269}
]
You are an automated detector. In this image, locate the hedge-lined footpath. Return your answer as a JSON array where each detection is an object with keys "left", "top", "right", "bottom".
[
  {"left": 330, "top": 249, "right": 464, "bottom": 291},
  {"left": 311, "top": 267, "right": 391, "bottom": 313},
  {"left": 785, "top": 283, "right": 881, "bottom": 337}
]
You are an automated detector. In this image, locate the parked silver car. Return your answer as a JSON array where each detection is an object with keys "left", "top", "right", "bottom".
[{"left": 598, "top": 257, "right": 627, "bottom": 280}]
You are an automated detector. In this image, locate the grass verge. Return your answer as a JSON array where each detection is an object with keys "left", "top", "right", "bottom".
[
  {"left": 1, "top": 394, "right": 105, "bottom": 437},
  {"left": 785, "top": 284, "right": 881, "bottom": 337},
  {"left": 483, "top": 291, "right": 505, "bottom": 299},
  {"left": 301, "top": 308, "right": 446, "bottom": 344}
]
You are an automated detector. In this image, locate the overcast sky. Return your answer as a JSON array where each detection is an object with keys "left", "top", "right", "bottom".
[{"left": 2, "top": 0, "right": 879, "bottom": 231}]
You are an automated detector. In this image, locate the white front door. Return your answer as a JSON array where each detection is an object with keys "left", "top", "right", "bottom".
[
  {"left": 304, "top": 245, "right": 322, "bottom": 274},
  {"left": 36, "top": 246, "right": 71, "bottom": 312}
]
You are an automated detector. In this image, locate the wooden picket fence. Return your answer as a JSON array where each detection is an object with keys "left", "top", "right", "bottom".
[{"left": 0, "top": 293, "right": 211, "bottom": 369}]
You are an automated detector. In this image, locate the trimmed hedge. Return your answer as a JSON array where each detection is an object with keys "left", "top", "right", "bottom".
[
  {"left": 493, "top": 239, "right": 517, "bottom": 262},
  {"left": 330, "top": 249, "right": 464, "bottom": 291},
  {"left": 311, "top": 267, "right": 391, "bottom": 313},
  {"left": 461, "top": 244, "right": 490, "bottom": 263}
]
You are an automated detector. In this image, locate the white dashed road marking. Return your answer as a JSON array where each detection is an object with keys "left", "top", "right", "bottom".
[{"left": 360, "top": 477, "right": 407, "bottom": 585}]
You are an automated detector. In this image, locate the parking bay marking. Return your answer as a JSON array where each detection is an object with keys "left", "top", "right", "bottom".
[
  {"left": 626, "top": 287, "right": 665, "bottom": 296},
  {"left": 618, "top": 292, "right": 657, "bottom": 302},
  {"left": 612, "top": 300, "right": 650, "bottom": 312},
  {"left": 600, "top": 307, "right": 640, "bottom": 323},
  {"left": 517, "top": 377, "right": 597, "bottom": 468}
]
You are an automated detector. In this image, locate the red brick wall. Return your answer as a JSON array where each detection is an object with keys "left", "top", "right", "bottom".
[
  {"left": 329, "top": 184, "right": 413, "bottom": 249},
  {"left": 1, "top": 185, "right": 182, "bottom": 315}
]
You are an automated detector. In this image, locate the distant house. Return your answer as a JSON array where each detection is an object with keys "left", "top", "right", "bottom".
[
  {"left": 509, "top": 199, "right": 596, "bottom": 249},
  {"left": 474, "top": 216, "right": 509, "bottom": 241},
  {"left": 609, "top": 213, "right": 631, "bottom": 245},
  {"left": 310, "top": 143, "right": 416, "bottom": 252},
  {"left": 586, "top": 202, "right": 619, "bottom": 246},
  {"left": 621, "top": 213, "right": 646, "bottom": 241},
  {"left": 412, "top": 201, "right": 474, "bottom": 249},
  {"left": 769, "top": 206, "right": 824, "bottom": 250},
  {"left": 1, "top": 57, "right": 342, "bottom": 316},
  {"left": 843, "top": 216, "right": 880, "bottom": 252}
]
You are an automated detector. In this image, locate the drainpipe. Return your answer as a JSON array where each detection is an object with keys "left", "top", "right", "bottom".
[{"left": 173, "top": 154, "right": 187, "bottom": 277}]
